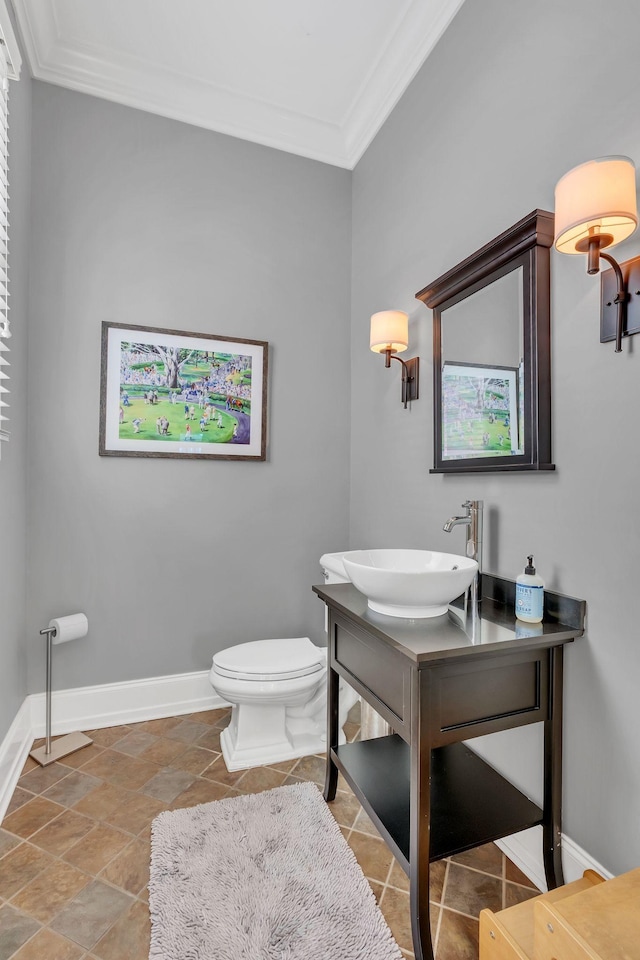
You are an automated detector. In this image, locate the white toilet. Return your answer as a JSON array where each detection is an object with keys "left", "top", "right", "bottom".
[{"left": 209, "top": 636, "right": 357, "bottom": 771}]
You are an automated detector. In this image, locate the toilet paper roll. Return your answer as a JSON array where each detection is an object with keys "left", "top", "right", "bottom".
[{"left": 49, "top": 613, "right": 88, "bottom": 645}]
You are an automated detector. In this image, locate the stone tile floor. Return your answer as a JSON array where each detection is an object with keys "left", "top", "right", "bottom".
[{"left": 0, "top": 705, "right": 538, "bottom": 959}]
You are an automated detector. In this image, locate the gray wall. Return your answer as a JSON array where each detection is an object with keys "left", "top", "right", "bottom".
[
  {"left": 0, "top": 58, "right": 31, "bottom": 740},
  {"left": 26, "top": 82, "right": 351, "bottom": 692},
  {"left": 350, "top": 0, "right": 640, "bottom": 875},
  {"left": 8, "top": 0, "right": 640, "bottom": 878}
]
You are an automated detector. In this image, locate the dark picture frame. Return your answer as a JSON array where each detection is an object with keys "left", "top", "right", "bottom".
[{"left": 99, "top": 322, "right": 268, "bottom": 461}]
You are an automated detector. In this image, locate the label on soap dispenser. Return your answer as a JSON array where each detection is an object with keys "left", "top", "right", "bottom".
[{"left": 515, "top": 583, "right": 544, "bottom": 622}]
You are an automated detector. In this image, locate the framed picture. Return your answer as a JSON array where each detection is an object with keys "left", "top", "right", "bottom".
[
  {"left": 441, "top": 361, "right": 520, "bottom": 461},
  {"left": 99, "top": 322, "right": 268, "bottom": 460}
]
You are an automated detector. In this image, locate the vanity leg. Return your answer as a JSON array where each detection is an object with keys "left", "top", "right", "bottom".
[
  {"left": 409, "top": 801, "right": 434, "bottom": 959},
  {"left": 409, "top": 676, "right": 435, "bottom": 960},
  {"left": 543, "top": 645, "right": 565, "bottom": 889},
  {"left": 323, "top": 656, "right": 339, "bottom": 802}
]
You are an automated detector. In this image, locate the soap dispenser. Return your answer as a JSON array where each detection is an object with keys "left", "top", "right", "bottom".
[{"left": 515, "top": 555, "right": 544, "bottom": 623}]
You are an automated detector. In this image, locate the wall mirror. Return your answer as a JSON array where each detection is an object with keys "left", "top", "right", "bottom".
[{"left": 416, "top": 209, "right": 555, "bottom": 474}]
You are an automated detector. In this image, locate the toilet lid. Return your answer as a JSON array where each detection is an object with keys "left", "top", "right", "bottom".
[{"left": 212, "top": 637, "right": 326, "bottom": 681}]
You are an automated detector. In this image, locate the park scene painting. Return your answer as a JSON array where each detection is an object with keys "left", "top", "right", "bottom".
[
  {"left": 441, "top": 361, "right": 521, "bottom": 461},
  {"left": 100, "top": 323, "right": 268, "bottom": 460}
]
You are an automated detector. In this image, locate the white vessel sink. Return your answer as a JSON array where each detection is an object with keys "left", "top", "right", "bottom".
[{"left": 341, "top": 549, "right": 478, "bottom": 619}]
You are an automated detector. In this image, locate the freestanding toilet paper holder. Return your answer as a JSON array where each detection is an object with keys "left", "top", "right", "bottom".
[{"left": 29, "top": 624, "right": 93, "bottom": 767}]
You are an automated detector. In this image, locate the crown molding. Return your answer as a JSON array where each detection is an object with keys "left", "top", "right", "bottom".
[
  {"left": 343, "top": 0, "right": 466, "bottom": 166},
  {"left": 11, "top": 0, "right": 465, "bottom": 168}
]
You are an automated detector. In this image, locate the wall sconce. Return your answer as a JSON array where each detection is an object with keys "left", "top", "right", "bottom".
[
  {"left": 370, "top": 309, "right": 419, "bottom": 408},
  {"left": 554, "top": 155, "right": 639, "bottom": 352}
]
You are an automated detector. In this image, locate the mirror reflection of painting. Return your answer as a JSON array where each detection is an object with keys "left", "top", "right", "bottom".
[
  {"left": 442, "top": 362, "right": 521, "bottom": 460},
  {"left": 118, "top": 341, "right": 252, "bottom": 446}
]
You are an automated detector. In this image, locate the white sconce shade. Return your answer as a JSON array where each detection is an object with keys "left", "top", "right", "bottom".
[
  {"left": 554, "top": 155, "right": 638, "bottom": 254},
  {"left": 369, "top": 308, "right": 419, "bottom": 407},
  {"left": 370, "top": 310, "right": 409, "bottom": 354}
]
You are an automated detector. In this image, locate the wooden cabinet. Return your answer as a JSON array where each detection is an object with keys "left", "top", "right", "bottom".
[
  {"left": 479, "top": 871, "right": 604, "bottom": 960},
  {"left": 480, "top": 868, "right": 640, "bottom": 960},
  {"left": 535, "top": 868, "right": 640, "bottom": 960},
  {"left": 313, "top": 576, "right": 585, "bottom": 960}
]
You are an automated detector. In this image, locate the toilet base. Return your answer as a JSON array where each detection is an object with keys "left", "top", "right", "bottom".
[{"left": 219, "top": 702, "right": 348, "bottom": 771}]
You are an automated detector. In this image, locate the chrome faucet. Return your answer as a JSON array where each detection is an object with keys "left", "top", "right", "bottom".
[{"left": 443, "top": 499, "right": 483, "bottom": 573}]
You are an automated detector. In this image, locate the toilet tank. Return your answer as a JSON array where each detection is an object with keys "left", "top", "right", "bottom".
[
  {"left": 319, "top": 551, "right": 390, "bottom": 741},
  {"left": 318, "top": 552, "right": 348, "bottom": 639},
  {"left": 319, "top": 552, "right": 349, "bottom": 584}
]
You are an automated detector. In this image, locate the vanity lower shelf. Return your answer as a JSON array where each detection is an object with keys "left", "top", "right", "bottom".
[{"left": 332, "top": 735, "right": 543, "bottom": 871}]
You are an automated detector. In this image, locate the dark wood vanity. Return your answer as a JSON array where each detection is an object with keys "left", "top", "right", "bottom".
[{"left": 313, "top": 576, "right": 585, "bottom": 960}]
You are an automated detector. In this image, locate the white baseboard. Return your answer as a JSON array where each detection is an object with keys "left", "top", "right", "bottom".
[
  {"left": 1, "top": 671, "right": 609, "bottom": 893},
  {"left": 28, "top": 669, "right": 227, "bottom": 737},
  {"left": 0, "top": 669, "right": 228, "bottom": 822},
  {"left": 0, "top": 698, "right": 37, "bottom": 823},
  {"left": 497, "top": 826, "right": 613, "bottom": 892}
]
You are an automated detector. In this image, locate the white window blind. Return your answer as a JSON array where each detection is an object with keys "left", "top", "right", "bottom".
[
  {"left": 0, "top": 42, "right": 10, "bottom": 442},
  {"left": 0, "top": 6, "right": 21, "bottom": 444}
]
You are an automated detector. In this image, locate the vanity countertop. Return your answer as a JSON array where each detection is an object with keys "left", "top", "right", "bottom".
[{"left": 312, "top": 574, "right": 585, "bottom": 666}]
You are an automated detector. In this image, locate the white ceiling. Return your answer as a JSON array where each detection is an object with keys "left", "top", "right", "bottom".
[{"left": 11, "top": 0, "right": 465, "bottom": 168}]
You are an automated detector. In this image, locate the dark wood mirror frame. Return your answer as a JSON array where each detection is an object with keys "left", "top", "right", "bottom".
[{"left": 416, "top": 209, "right": 556, "bottom": 474}]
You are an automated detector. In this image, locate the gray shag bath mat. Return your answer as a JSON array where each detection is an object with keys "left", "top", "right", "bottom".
[{"left": 149, "top": 780, "right": 403, "bottom": 960}]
